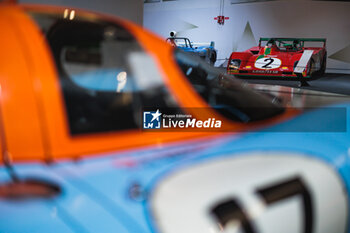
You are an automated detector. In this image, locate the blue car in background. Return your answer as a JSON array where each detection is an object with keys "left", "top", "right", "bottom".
[{"left": 166, "top": 32, "right": 217, "bottom": 65}]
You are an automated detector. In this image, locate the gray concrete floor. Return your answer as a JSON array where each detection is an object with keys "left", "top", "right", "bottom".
[{"left": 237, "top": 73, "right": 350, "bottom": 95}]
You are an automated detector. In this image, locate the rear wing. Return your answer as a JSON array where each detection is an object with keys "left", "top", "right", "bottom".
[{"left": 259, "top": 38, "right": 326, "bottom": 48}]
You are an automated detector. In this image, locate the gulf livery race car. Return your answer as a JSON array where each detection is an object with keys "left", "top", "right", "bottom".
[
  {"left": 0, "top": 3, "right": 292, "bottom": 162},
  {"left": 227, "top": 38, "right": 327, "bottom": 83},
  {"left": 166, "top": 31, "right": 217, "bottom": 65},
  {"left": 1, "top": 3, "right": 350, "bottom": 233}
]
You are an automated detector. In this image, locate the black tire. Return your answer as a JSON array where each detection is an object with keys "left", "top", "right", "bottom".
[
  {"left": 210, "top": 51, "right": 217, "bottom": 65},
  {"left": 307, "top": 59, "right": 315, "bottom": 76},
  {"left": 204, "top": 48, "right": 211, "bottom": 64},
  {"left": 320, "top": 52, "right": 327, "bottom": 76}
]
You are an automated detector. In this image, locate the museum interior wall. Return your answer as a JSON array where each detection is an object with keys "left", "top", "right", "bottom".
[
  {"left": 144, "top": 0, "right": 350, "bottom": 73},
  {"left": 19, "top": 0, "right": 144, "bottom": 25}
]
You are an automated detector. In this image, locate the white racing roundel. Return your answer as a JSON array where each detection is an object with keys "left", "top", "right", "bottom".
[
  {"left": 151, "top": 152, "right": 348, "bottom": 233},
  {"left": 255, "top": 57, "right": 281, "bottom": 69}
]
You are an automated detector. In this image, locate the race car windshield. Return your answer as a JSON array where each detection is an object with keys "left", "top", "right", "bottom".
[
  {"left": 174, "top": 49, "right": 285, "bottom": 122},
  {"left": 27, "top": 11, "right": 181, "bottom": 135},
  {"left": 166, "top": 38, "right": 192, "bottom": 48},
  {"left": 260, "top": 39, "right": 303, "bottom": 51}
]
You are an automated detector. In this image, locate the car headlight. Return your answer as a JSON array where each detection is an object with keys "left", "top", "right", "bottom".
[{"left": 229, "top": 59, "right": 241, "bottom": 69}]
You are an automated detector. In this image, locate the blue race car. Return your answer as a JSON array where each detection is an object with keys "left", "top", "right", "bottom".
[
  {"left": 166, "top": 31, "right": 217, "bottom": 65},
  {"left": 1, "top": 105, "right": 349, "bottom": 233}
]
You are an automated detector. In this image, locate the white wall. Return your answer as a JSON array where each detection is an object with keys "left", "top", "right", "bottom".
[
  {"left": 144, "top": 0, "right": 350, "bottom": 73},
  {"left": 19, "top": 0, "right": 144, "bottom": 25}
]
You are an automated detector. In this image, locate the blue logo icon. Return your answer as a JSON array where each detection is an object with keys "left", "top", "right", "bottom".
[{"left": 143, "top": 109, "right": 162, "bottom": 129}]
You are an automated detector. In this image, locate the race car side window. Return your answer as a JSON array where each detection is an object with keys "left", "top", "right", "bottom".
[{"left": 28, "top": 12, "right": 179, "bottom": 135}]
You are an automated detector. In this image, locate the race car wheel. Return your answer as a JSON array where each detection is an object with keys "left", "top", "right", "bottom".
[
  {"left": 320, "top": 52, "right": 327, "bottom": 76},
  {"left": 210, "top": 52, "right": 217, "bottom": 66},
  {"left": 307, "top": 59, "right": 315, "bottom": 76},
  {"left": 204, "top": 48, "right": 211, "bottom": 64}
]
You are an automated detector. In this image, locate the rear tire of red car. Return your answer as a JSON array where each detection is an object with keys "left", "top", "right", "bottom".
[
  {"left": 320, "top": 52, "right": 327, "bottom": 76},
  {"left": 308, "top": 59, "right": 315, "bottom": 76}
]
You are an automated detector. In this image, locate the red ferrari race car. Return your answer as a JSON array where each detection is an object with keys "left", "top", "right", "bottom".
[{"left": 227, "top": 38, "right": 327, "bottom": 85}]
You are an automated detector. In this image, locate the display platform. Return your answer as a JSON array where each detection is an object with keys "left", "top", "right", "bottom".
[{"left": 239, "top": 73, "right": 350, "bottom": 95}]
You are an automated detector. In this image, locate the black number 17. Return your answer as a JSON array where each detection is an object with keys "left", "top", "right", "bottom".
[{"left": 211, "top": 177, "right": 313, "bottom": 233}]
